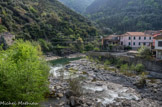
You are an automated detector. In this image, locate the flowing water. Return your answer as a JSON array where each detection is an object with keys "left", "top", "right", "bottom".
[{"left": 47, "top": 58, "right": 141, "bottom": 106}]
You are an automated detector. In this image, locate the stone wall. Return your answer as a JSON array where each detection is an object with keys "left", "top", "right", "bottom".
[{"left": 87, "top": 52, "right": 162, "bottom": 73}]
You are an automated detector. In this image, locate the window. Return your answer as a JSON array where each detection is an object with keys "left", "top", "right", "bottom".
[
  {"left": 139, "top": 42, "right": 141, "bottom": 45},
  {"left": 144, "top": 37, "right": 146, "bottom": 40},
  {"left": 121, "top": 42, "right": 123, "bottom": 45},
  {"left": 133, "top": 42, "right": 135, "bottom": 45},
  {"left": 134, "top": 37, "right": 136, "bottom": 40},
  {"left": 139, "top": 37, "right": 141, "bottom": 40},
  {"left": 129, "top": 42, "right": 131, "bottom": 46},
  {"left": 143, "top": 43, "right": 146, "bottom": 45},
  {"left": 150, "top": 37, "right": 152, "bottom": 40},
  {"left": 129, "top": 37, "right": 131, "bottom": 40},
  {"left": 158, "top": 41, "right": 162, "bottom": 47}
]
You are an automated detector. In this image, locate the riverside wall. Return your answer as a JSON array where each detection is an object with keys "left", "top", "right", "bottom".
[{"left": 87, "top": 52, "right": 162, "bottom": 73}]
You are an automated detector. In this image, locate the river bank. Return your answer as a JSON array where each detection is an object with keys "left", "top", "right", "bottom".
[
  {"left": 41, "top": 57, "right": 162, "bottom": 107},
  {"left": 45, "top": 53, "right": 85, "bottom": 61}
]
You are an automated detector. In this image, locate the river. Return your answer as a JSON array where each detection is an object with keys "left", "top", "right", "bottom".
[{"left": 41, "top": 57, "right": 162, "bottom": 107}]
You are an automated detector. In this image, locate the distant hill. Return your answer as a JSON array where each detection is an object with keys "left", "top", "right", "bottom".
[
  {"left": 0, "top": 0, "right": 98, "bottom": 53},
  {"left": 58, "top": 0, "right": 95, "bottom": 13},
  {"left": 86, "top": 0, "right": 162, "bottom": 34}
]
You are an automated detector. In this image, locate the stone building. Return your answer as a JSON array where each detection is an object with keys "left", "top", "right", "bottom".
[{"left": 0, "top": 32, "right": 15, "bottom": 49}]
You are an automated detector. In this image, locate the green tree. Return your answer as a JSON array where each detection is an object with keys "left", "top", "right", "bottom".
[
  {"left": 76, "top": 37, "right": 84, "bottom": 52},
  {"left": 138, "top": 45, "right": 152, "bottom": 59},
  {"left": 0, "top": 25, "right": 7, "bottom": 33},
  {"left": 0, "top": 40, "right": 49, "bottom": 103}
]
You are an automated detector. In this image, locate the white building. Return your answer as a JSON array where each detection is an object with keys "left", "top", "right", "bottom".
[
  {"left": 154, "top": 35, "right": 162, "bottom": 60},
  {"left": 120, "top": 32, "right": 153, "bottom": 50}
]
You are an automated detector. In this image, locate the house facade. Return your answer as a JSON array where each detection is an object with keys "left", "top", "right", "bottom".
[
  {"left": 102, "top": 35, "right": 120, "bottom": 47},
  {"left": 120, "top": 32, "right": 153, "bottom": 50},
  {"left": 102, "top": 35, "right": 124, "bottom": 51},
  {"left": 154, "top": 34, "right": 162, "bottom": 60}
]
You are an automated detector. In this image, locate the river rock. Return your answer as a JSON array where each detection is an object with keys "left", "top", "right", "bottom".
[
  {"left": 56, "top": 86, "right": 62, "bottom": 90},
  {"left": 57, "top": 93, "right": 63, "bottom": 98},
  {"left": 65, "top": 90, "right": 74, "bottom": 98}
]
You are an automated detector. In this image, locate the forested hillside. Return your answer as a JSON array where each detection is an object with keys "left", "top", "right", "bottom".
[
  {"left": 86, "top": 0, "right": 162, "bottom": 34},
  {"left": 59, "top": 0, "right": 95, "bottom": 13},
  {"left": 0, "top": 0, "right": 98, "bottom": 54}
]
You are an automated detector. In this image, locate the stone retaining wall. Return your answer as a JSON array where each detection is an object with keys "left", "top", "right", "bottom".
[{"left": 87, "top": 52, "right": 162, "bottom": 73}]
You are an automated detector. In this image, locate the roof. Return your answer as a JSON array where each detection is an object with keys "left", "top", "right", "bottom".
[
  {"left": 154, "top": 35, "right": 162, "bottom": 39},
  {"left": 144, "top": 30, "right": 159, "bottom": 35},
  {"left": 121, "top": 32, "right": 152, "bottom": 37},
  {"left": 103, "top": 35, "right": 119, "bottom": 40}
]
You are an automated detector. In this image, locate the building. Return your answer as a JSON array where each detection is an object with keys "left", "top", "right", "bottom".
[
  {"left": 102, "top": 35, "right": 120, "bottom": 47},
  {"left": 152, "top": 30, "right": 162, "bottom": 47},
  {"left": 120, "top": 32, "right": 153, "bottom": 50},
  {"left": 0, "top": 32, "right": 15, "bottom": 49},
  {"left": 102, "top": 35, "right": 124, "bottom": 51},
  {"left": 154, "top": 32, "right": 162, "bottom": 60}
]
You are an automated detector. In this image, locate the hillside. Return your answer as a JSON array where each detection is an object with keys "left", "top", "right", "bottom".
[
  {"left": 58, "top": 0, "right": 95, "bottom": 14},
  {"left": 0, "top": 0, "right": 98, "bottom": 54},
  {"left": 86, "top": 0, "right": 162, "bottom": 34}
]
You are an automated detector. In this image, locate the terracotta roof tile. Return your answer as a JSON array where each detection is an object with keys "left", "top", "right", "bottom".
[
  {"left": 154, "top": 35, "right": 162, "bottom": 39},
  {"left": 103, "top": 35, "right": 119, "bottom": 40},
  {"left": 121, "top": 32, "right": 152, "bottom": 37}
]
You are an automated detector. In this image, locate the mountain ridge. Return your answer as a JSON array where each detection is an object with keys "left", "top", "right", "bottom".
[
  {"left": 58, "top": 0, "right": 95, "bottom": 13},
  {"left": 86, "top": 0, "right": 162, "bottom": 34},
  {"left": 0, "top": 0, "right": 98, "bottom": 53}
]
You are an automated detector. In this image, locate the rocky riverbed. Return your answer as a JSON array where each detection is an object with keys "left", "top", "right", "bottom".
[{"left": 41, "top": 58, "right": 162, "bottom": 107}]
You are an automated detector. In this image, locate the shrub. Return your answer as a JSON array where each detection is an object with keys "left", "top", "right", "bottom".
[
  {"left": 137, "top": 72, "right": 147, "bottom": 88},
  {"left": 124, "top": 46, "right": 132, "bottom": 50},
  {"left": 84, "top": 43, "right": 94, "bottom": 51},
  {"left": 94, "top": 58, "right": 100, "bottom": 64},
  {"left": 38, "top": 39, "right": 53, "bottom": 52},
  {"left": 0, "top": 25, "right": 7, "bottom": 33},
  {"left": 120, "top": 64, "right": 135, "bottom": 76},
  {"left": 115, "top": 58, "right": 123, "bottom": 68},
  {"left": 68, "top": 77, "right": 83, "bottom": 96},
  {"left": 120, "top": 64, "right": 129, "bottom": 73},
  {"left": 104, "top": 60, "right": 111, "bottom": 66},
  {"left": 135, "top": 63, "right": 145, "bottom": 73},
  {"left": 130, "top": 64, "right": 136, "bottom": 71},
  {"left": 76, "top": 37, "right": 84, "bottom": 53},
  {"left": 93, "top": 47, "right": 100, "bottom": 51},
  {"left": 138, "top": 45, "right": 152, "bottom": 59},
  {"left": 0, "top": 40, "right": 49, "bottom": 103}
]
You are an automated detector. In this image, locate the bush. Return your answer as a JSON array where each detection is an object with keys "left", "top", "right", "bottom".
[
  {"left": 115, "top": 58, "right": 123, "bottom": 68},
  {"left": 130, "top": 64, "right": 136, "bottom": 71},
  {"left": 120, "top": 64, "right": 129, "bottom": 73},
  {"left": 76, "top": 37, "right": 84, "bottom": 53},
  {"left": 84, "top": 43, "right": 94, "bottom": 51},
  {"left": 104, "top": 60, "right": 111, "bottom": 66},
  {"left": 135, "top": 63, "right": 145, "bottom": 73},
  {"left": 68, "top": 77, "right": 83, "bottom": 96},
  {"left": 0, "top": 40, "right": 49, "bottom": 103},
  {"left": 124, "top": 46, "right": 132, "bottom": 50},
  {"left": 0, "top": 25, "right": 7, "bottom": 33},
  {"left": 38, "top": 39, "right": 53, "bottom": 52},
  {"left": 93, "top": 47, "right": 100, "bottom": 51},
  {"left": 138, "top": 45, "right": 152, "bottom": 59},
  {"left": 137, "top": 72, "right": 147, "bottom": 88}
]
